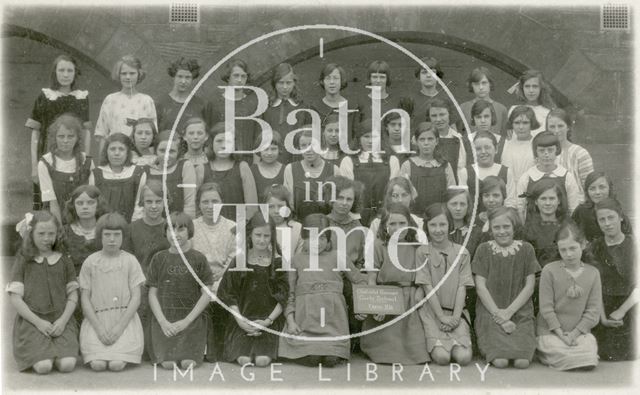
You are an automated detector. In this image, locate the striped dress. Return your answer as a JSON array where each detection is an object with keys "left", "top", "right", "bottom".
[{"left": 558, "top": 143, "right": 593, "bottom": 195}]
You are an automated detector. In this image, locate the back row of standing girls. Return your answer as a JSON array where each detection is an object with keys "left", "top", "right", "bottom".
[{"left": 29, "top": 54, "right": 588, "bottom": 223}]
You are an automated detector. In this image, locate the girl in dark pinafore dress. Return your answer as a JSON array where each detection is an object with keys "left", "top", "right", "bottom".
[
  {"left": 399, "top": 122, "right": 456, "bottom": 216},
  {"left": 89, "top": 133, "right": 146, "bottom": 222},
  {"left": 37, "top": 113, "right": 93, "bottom": 224},
  {"left": 145, "top": 130, "right": 197, "bottom": 218},
  {"left": 218, "top": 212, "right": 289, "bottom": 367},
  {"left": 339, "top": 120, "right": 401, "bottom": 227},
  {"left": 202, "top": 122, "right": 258, "bottom": 222},
  {"left": 250, "top": 131, "right": 285, "bottom": 197}
]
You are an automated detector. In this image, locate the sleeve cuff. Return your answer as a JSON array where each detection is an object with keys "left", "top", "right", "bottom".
[
  {"left": 6, "top": 281, "right": 24, "bottom": 296},
  {"left": 66, "top": 281, "right": 79, "bottom": 294},
  {"left": 25, "top": 118, "right": 41, "bottom": 130}
]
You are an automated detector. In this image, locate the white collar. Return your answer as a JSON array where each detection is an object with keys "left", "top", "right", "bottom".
[
  {"left": 411, "top": 157, "right": 441, "bottom": 168},
  {"left": 488, "top": 240, "right": 522, "bottom": 257},
  {"left": 271, "top": 97, "right": 299, "bottom": 107},
  {"left": 439, "top": 127, "right": 462, "bottom": 139},
  {"left": 359, "top": 151, "right": 383, "bottom": 161},
  {"left": 42, "top": 88, "right": 88, "bottom": 100},
  {"left": 34, "top": 252, "right": 62, "bottom": 265},
  {"left": 528, "top": 165, "right": 567, "bottom": 181}
]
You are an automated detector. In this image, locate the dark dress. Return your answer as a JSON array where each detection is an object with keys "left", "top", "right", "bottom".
[
  {"left": 202, "top": 161, "right": 246, "bottom": 221},
  {"left": 291, "top": 161, "right": 335, "bottom": 221},
  {"left": 210, "top": 90, "right": 259, "bottom": 163},
  {"left": 590, "top": 236, "right": 637, "bottom": 361},
  {"left": 155, "top": 94, "right": 212, "bottom": 133},
  {"left": 522, "top": 216, "right": 561, "bottom": 268},
  {"left": 472, "top": 240, "right": 540, "bottom": 362},
  {"left": 62, "top": 224, "right": 98, "bottom": 274},
  {"left": 146, "top": 249, "right": 213, "bottom": 364},
  {"left": 9, "top": 253, "right": 80, "bottom": 371},
  {"left": 250, "top": 163, "right": 285, "bottom": 199},
  {"left": 93, "top": 166, "right": 145, "bottom": 222},
  {"left": 41, "top": 155, "right": 92, "bottom": 216},
  {"left": 408, "top": 159, "right": 448, "bottom": 216},
  {"left": 125, "top": 219, "right": 170, "bottom": 360},
  {"left": 217, "top": 257, "right": 289, "bottom": 361},
  {"left": 352, "top": 156, "right": 392, "bottom": 227},
  {"left": 438, "top": 137, "right": 463, "bottom": 183}
]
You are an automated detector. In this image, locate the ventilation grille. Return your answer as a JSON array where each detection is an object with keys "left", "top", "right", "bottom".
[
  {"left": 601, "top": 4, "right": 630, "bottom": 31},
  {"left": 170, "top": 3, "right": 200, "bottom": 24}
]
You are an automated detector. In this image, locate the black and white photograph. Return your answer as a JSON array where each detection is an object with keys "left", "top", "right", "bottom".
[{"left": 1, "top": 0, "right": 638, "bottom": 393}]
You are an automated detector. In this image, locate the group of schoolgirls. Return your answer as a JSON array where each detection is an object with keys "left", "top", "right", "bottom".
[{"left": 9, "top": 52, "right": 637, "bottom": 375}]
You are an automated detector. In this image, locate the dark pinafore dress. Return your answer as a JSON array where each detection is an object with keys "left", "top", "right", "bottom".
[
  {"left": 203, "top": 161, "right": 245, "bottom": 221},
  {"left": 146, "top": 159, "right": 187, "bottom": 215},
  {"left": 438, "top": 136, "right": 462, "bottom": 183},
  {"left": 42, "top": 156, "right": 92, "bottom": 215},
  {"left": 93, "top": 166, "right": 145, "bottom": 222},
  {"left": 352, "top": 155, "right": 391, "bottom": 227},
  {"left": 409, "top": 160, "right": 448, "bottom": 216},
  {"left": 466, "top": 164, "right": 508, "bottom": 213},
  {"left": 250, "top": 163, "right": 285, "bottom": 199},
  {"left": 291, "top": 161, "right": 334, "bottom": 221}
]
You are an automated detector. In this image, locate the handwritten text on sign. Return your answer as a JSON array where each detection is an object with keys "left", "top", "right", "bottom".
[{"left": 353, "top": 285, "right": 405, "bottom": 315}]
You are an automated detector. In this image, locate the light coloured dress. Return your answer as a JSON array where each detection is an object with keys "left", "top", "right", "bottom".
[
  {"left": 78, "top": 250, "right": 146, "bottom": 364},
  {"left": 94, "top": 92, "right": 157, "bottom": 139},
  {"left": 415, "top": 243, "right": 474, "bottom": 353},
  {"left": 278, "top": 250, "right": 366, "bottom": 360},
  {"left": 536, "top": 261, "right": 601, "bottom": 370},
  {"left": 472, "top": 240, "right": 540, "bottom": 362}
]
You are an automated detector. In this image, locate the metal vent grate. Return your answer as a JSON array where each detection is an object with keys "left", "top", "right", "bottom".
[
  {"left": 170, "top": 3, "right": 200, "bottom": 24},
  {"left": 601, "top": 4, "right": 630, "bottom": 30}
]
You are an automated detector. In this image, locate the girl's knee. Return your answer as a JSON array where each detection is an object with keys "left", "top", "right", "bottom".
[
  {"left": 255, "top": 356, "right": 271, "bottom": 367},
  {"left": 55, "top": 357, "right": 77, "bottom": 373},
  {"left": 108, "top": 360, "right": 127, "bottom": 371},
  {"left": 237, "top": 356, "right": 252, "bottom": 366},
  {"left": 322, "top": 356, "right": 343, "bottom": 367},
  {"left": 33, "top": 359, "right": 53, "bottom": 374},
  {"left": 431, "top": 348, "right": 451, "bottom": 366},
  {"left": 180, "top": 359, "right": 196, "bottom": 369},
  {"left": 161, "top": 361, "right": 175, "bottom": 370},
  {"left": 513, "top": 359, "right": 530, "bottom": 369},
  {"left": 90, "top": 360, "right": 107, "bottom": 371},
  {"left": 452, "top": 347, "right": 472, "bottom": 366},
  {"left": 491, "top": 358, "right": 508, "bottom": 369}
]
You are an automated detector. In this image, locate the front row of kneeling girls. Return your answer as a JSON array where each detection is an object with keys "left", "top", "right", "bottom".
[{"left": 8, "top": 196, "right": 636, "bottom": 374}]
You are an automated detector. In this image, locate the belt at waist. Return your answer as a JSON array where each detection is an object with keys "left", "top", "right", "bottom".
[{"left": 95, "top": 305, "right": 128, "bottom": 314}]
